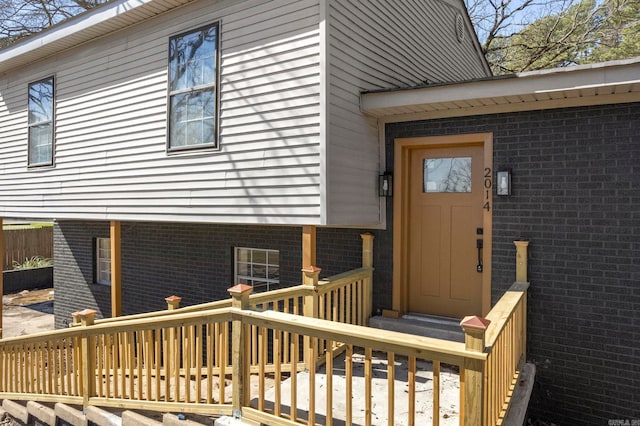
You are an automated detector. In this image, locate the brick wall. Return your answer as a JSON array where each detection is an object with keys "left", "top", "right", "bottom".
[
  {"left": 54, "top": 222, "right": 368, "bottom": 327},
  {"left": 54, "top": 221, "right": 111, "bottom": 327},
  {"left": 381, "top": 102, "right": 640, "bottom": 424}
]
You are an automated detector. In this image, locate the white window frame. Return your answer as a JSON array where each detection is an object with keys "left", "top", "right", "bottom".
[
  {"left": 96, "top": 238, "right": 111, "bottom": 286},
  {"left": 234, "top": 247, "right": 279, "bottom": 292}
]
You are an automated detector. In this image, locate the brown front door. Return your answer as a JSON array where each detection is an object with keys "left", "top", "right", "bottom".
[{"left": 407, "top": 144, "right": 484, "bottom": 318}]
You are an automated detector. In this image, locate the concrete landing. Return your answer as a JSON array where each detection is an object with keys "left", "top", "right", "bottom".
[{"left": 369, "top": 313, "right": 465, "bottom": 342}]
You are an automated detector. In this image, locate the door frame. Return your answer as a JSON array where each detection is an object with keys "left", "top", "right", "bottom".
[{"left": 392, "top": 133, "right": 493, "bottom": 317}]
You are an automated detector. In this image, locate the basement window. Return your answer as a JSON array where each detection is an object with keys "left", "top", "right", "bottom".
[
  {"left": 235, "top": 247, "right": 280, "bottom": 292},
  {"left": 95, "top": 238, "right": 111, "bottom": 286}
]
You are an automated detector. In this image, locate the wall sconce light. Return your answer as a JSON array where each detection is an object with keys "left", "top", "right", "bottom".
[
  {"left": 496, "top": 169, "right": 512, "bottom": 196},
  {"left": 379, "top": 172, "right": 393, "bottom": 197}
]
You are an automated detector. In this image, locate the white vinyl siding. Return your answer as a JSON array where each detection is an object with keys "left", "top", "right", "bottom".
[
  {"left": 0, "top": 0, "right": 322, "bottom": 224},
  {"left": 325, "top": 0, "right": 490, "bottom": 225}
]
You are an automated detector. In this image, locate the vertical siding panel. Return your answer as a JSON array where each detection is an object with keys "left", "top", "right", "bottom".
[{"left": 326, "top": 0, "right": 489, "bottom": 225}]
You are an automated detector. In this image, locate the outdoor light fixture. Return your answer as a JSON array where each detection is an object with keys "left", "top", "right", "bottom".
[
  {"left": 496, "top": 169, "right": 512, "bottom": 196},
  {"left": 379, "top": 172, "right": 393, "bottom": 197}
]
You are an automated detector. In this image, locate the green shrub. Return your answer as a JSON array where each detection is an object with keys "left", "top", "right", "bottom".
[{"left": 12, "top": 256, "right": 53, "bottom": 270}]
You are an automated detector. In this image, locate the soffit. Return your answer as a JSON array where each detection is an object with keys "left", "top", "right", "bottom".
[
  {"left": 361, "top": 58, "right": 640, "bottom": 122},
  {"left": 0, "top": 0, "right": 197, "bottom": 74}
]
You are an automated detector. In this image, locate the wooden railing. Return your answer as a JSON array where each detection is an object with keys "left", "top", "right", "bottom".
[
  {"left": 0, "top": 278, "right": 527, "bottom": 425},
  {"left": 483, "top": 281, "right": 529, "bottom": 425},
  {"left": 0, "top": 238, "right": 530, "bottom": 425}
]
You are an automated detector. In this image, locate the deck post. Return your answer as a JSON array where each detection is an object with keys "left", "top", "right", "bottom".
[
  {"left": 165, "top": 295, "right": 182, "bottom": 311},
  {"left": 514, "top": 240, "right": 529, "bottom": 283},
  {"left": 302, "top": 225, "right": 317, "bottom": 281},
  {"left": 165, "top": 295, "right": 182, "bottom": 379},
  {"left": 460, "top": 315, "right": 490, "bottom": 426},
  {"left": 110, "top": 221, "right": 122, "bottom": 317},
  {"left": 514, "top": 240, "right": 530, "bottom": 362},
  {"left": 71, "top": 311, "right": 82, "bottom": 327},
  {"left": 302, "top": 266, "right": 320, "bottom": 370},
  {"left": 228, "top": 284, "right": 252, "bottom": 417},
  {"left": 78, "top": 309, "right": 97, "bottom": 409},
  {"left": 360, "top": 233, "right": 375, "bottom": 323}
]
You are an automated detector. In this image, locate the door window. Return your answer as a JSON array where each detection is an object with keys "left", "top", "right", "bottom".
[{"left": 423, "top": 157, "right": 472, "bottom": 193}]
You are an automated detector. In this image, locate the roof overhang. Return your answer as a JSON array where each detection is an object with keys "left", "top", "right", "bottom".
[
  {"left": 0, "top": 0, "right": 196, "bottom": 75},
  {"left": 361, "top": 58, "right": 640, "bottom": 122}
]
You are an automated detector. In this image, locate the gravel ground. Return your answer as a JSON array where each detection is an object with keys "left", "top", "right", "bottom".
[{"left": 2, "top": 288, "right": 55, "bottom": 338}]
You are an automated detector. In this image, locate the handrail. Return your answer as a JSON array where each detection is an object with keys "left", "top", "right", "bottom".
[
  {"left": 480, "top": 279, "right": 529, "bottom": 426},
  {"left": 237, "top": 308, "right": 483, "bottom": 364},
  {"left": 315, "top": 267, "right": 373, "bottom": 294},
  {"left": 82, "top": 267, "right": 373, "bottom": 327},
  {"left": 484, "top": 281, "right": 529, "bottom": 346},
  {"left": 0, "top": 308, "right": 235, "bottom": 346}
]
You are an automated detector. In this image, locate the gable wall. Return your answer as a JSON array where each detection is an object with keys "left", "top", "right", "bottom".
[
  {"left": 0, "top": 0, "right": 323, "bottom": 225},
  {"left": 325, "top": 0, "right": 489, "bottom": 225},
  {"left": 376, "top": 102, "right": 640, "bottom": 423}
]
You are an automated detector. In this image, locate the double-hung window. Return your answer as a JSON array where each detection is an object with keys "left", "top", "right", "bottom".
[
  {"left": 95, "top": 238, "right": 111, "bottom": 286},
  {"left": 168, "top": 23, "right": 219, "bottom": 151},
  {"left": 28, "top": 77, "right": 54, "bottom": 166}
]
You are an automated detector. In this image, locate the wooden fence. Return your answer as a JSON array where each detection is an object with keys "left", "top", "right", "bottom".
[{"left": 3, "top": 227, "right": 53, "bottom": 271}]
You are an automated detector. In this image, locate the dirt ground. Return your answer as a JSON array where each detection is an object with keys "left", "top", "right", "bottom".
[{"left": 2, "top": 288, "right": 55, "bottom": 338}]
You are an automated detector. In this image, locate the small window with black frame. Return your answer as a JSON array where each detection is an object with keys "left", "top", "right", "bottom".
[
  {"left": 28, "top": 77, "right": 55, "bottom": 166},
  {"left": 95, "top": 238, "right": 111, "bottom": 286}
]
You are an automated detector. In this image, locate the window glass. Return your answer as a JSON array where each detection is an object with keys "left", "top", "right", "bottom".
[
  {"left": 168, "top": 24, "right": 218, "bottom": 150},
  {"left": 423, "top": 157, "right": 472, "bottom": 193},
  {"left": 28, "top": 77, "right": 54, "bottom": 166},
  {"left": 96, "top": 238, "right": 111, "bottom": 286},
  {"left": 235, "top": 247, "right": 280, "bottom": 292}
]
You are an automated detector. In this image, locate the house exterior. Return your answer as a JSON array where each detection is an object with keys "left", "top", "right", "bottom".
[
  {"left": 361, "top": 59, "right": 640, "bottom": 424},
  {"left": 0, "top": 1, "right": 488, "bottom": 323},
  {"left": 1, "top": 0, "right": 637, "bottom": 423}
]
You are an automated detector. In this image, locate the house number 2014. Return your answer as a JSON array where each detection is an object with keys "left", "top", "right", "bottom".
[{"left": 484, "top": 167, "right": 492, "bottom": 211}]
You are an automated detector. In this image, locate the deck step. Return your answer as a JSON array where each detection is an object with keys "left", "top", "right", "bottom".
[
  {"left": 2, "top": 399, "right": 29, "bottom": 424},
  {"left": 0, "top": 400, "right": 220, "bottom": 426},
  {"left": 369, "top": 313, "right": 465, "bottom": 342},
  {"left": 122, "top": 410, "right": 162, "bottom": 426}
]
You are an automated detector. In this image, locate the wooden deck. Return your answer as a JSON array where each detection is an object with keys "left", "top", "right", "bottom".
[{"left": 0, "top": 238, "right": 530, "bottom": 426}]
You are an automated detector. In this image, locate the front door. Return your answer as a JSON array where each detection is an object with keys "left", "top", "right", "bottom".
[{"left": 406, "top": 144, "right": 485, "bottom": 318}]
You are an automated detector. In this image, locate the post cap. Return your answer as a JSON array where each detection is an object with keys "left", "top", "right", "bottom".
[
  {"left": 227, "top": 284, "right": 253, "bottom": 296},
  {"left": 460, "top": 315, "right": 491, "bottom": 332},
  {"left": 164, "top": 295, "right": 182, "bottom": 303},
  {"left": 514, "top": 240, "right": 530, "bottom": 247},
  {"left": 77, "top": 308, "right": 97, "bottom": 317},
  {"left": 301, "top": 266, "right": 322, "bottom": 274}
]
